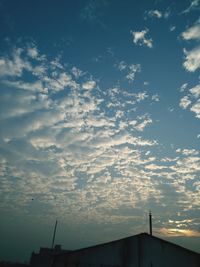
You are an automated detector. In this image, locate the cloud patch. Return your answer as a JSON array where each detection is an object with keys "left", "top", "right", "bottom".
[
  {"left": 116, "top": 61, "right": 141, "bottom": 82},
  {"left": 182, "top": 22, "right": 200, "bottom": 41},
  {"left": 183, "top": 46, "right": 200, "bottom": 72},
  {"left": 179, "top": 83, "right": 200, "bottom": 119},
  {"left": 130, "top": 29, "right": 153, "bottom": 48},
  {"left": 144, "top": 9, "right": 170, "bottom": 19}
]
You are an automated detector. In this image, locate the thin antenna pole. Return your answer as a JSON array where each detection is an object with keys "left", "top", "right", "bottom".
[
  {"left": 51, "top": 220, "right": 58, "bottom": 249},
  {"left": 149, "top": 211, "right": 152, "bottom": 236}
]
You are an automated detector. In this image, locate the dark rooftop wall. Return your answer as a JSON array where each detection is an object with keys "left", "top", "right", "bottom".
[{"left": 53, "top": 234, "right": 200, "bottom": 267}]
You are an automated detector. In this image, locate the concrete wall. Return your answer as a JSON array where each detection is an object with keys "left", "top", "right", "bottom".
[{"left": 54, "top": 234, "right": 200, "bottom": 267}]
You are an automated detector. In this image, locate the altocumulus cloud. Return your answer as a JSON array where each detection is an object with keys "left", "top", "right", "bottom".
[{"left": 0, "top": 42, "right": 200, "bottom": 238}]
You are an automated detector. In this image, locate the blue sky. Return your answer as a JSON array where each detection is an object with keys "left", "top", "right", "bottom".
[{"left": 0, "top": 0, "right": 200, "bottom": 262}]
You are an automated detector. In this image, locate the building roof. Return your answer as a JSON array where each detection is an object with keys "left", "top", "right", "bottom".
[{"left": 56, "top": 232, "right": 200, "bottom": 258}]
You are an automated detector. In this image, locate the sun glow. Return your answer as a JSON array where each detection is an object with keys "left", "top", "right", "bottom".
[{"left": 159, "top": 228, "right": 200, "bottom": 237}]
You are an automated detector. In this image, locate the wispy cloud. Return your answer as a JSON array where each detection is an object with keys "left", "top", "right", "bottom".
[
  {"left": 144, "top": 9, "right": 170, "bottom": 19},
  {"left": 181, "top": 0, "right": 200, "bottom": 14},
  {"left": 116, "top": 61, "right": 141, "bottom": 82},
  {"left": 80, "top": 0, "right": 109, "bottom": 28},
  {"left": 0, "top": 48, "right": 32, "bottom": 77}
]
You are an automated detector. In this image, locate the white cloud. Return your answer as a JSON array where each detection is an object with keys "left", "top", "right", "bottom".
[
  {"left": 130, "top": 29, "right": 153, "bottom": 48},
  {"left": 126, "top": 64, "right": 141, "bottom": 82},
  {"left": 44, "top": 72, "right": 79, "bottom": 91},
  {"left": 183, "top": 46, "right": 200, "bottom": 72},
  {"left": 190, "top": 84, "right": 200, "bottom": 98},
  {"left": 145, "top": 9, "right": 170, "bottom": 20},
  {"left": 190, "top": 99, "right": 200, "bottom": 118},
  {"left": 1, "top": 43, "right": 199, "bottom": 232},
  {"left": 0, "top": 48, "right": 32, "bottom": 77},
  {"left": 117, "top": 61, "right": 127, "bottom": 71},
  {"left": 116, "top": 61, "right": 141, "bottom": 82},
  {"left": 147, "top": 10, "right": 162, "bottom": 18},
  {"left": 27, "top": 47, "right": 39, "bottom": 59},
  {"left": 3, "top": 80, "right": 45, "bottom": 93},
  {"left": 134, "top": 118, "right": 152, "bottom": 132},
  {"left": 71, "top": 66, "right": 84, "bottom": 78},
  {"left": 182, "top": 23, "right": 200, "bottom": 40},
  {"left": 169, "top": 26, "right": 176, "bottom": 32},
  {"left": 152, "top": 94, "right": 160, "bottom": 102},
  {"left": 86, "top": 116, "right": 115, "bottom": 128},
  {"left": 179, "top": 96, "right": 192, "bottom": 109},
  {"left": 50, "top": 58, "right": 64, "bottom": 70},
  {"left": 179, "top": 83, "right": 200, "bottom": 119},
  {"left": 176, "top": 148, "right": 199, "bottom": 156},
  {"left": 82, "top": 80, "right": 96, "bottom": 90},
  {"left": 145, "top": 164, "right": 167, "bottom": 170},
  {"left": 180, "top": 83, "right": 188, "bottom": 92},
  {"left": 131, "top": 114, "right": 153, "bottom": 132},
  {"left": 135, "top": 92, "right": 148, "bottom": 102}
]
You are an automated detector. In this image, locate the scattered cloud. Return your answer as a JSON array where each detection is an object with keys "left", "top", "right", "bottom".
[
  {"left": 130, "top": 29, "right": 153, "bottom": 48},
  {"left": 0, "top": 42, "right": 199, "bottom": 237},
  {"left": 116, "top": 61, "right": 141, "bottom": 82}
]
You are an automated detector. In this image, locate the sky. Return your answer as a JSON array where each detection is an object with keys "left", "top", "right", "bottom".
[{"left": 0, "top": 0, "right": 200, "bottom": 262}]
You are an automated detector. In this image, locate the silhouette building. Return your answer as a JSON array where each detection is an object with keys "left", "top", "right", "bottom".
[
  {"left": 30, "top": 245, "right": 69, "bottom": 267},
  {"left": 51, "top": 233, "right": 200, "bottom": 267}
]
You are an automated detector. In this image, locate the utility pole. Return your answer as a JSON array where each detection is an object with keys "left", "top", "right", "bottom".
[
  {"left": 149, "top": 211, "right": 152, "bottom": 236},
  {"left": 51, "top": 220, "right": 58, "bottom": 249}
]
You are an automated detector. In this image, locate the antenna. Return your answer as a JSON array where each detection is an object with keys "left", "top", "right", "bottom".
[
  {"left": 149, "top": 211, "right": 152, "bottom": 236},
  {"left": 51, "top": 220, "right": 58, "bottom": 249}
]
